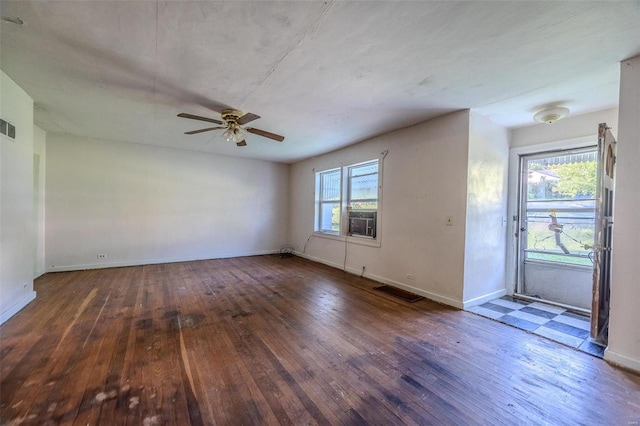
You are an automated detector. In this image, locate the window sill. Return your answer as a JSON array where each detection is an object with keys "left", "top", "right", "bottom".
[{"left": 313, "top": 232, "right": 381, "bottom": 248}]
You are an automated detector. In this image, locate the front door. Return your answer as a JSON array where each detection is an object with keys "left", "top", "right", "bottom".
[
  {"left": 517, "top": 147, "right": 598, "bottom": 310},
  {"left": 590, "top": 123, "right": 617, "bottom": 344}
]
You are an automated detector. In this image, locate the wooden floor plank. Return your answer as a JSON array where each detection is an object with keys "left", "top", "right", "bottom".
[{"left": 1, "top": 255, "right": 639, "bottom": 425}]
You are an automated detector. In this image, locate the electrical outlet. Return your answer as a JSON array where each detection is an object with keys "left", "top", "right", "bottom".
[
  {"left": 407, "top": 273, "right": 414, "bottom": 280},
  {"left": 97, "top": 254, "right": 107, "bottom": 259},
  {"left": 22, "top": 281, "right": 28, "bottom": 290}
]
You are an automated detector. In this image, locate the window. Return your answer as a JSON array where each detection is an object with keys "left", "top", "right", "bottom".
[
  {"left": 520, "top": 148, "right": 597, "bottom": 267},
  {"left": 315, "top": 159, "right": 380, "bottom": 237},
  {"left": 316, "top": 168, "right": 341, "bottom": 234},
  {"left": 348, "top": 161, "right": 378, "bottom": 210}
]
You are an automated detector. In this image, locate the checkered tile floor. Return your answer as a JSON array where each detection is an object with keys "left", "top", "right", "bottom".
[{"left": 468, "top": 296, "right": 605, "bottom": 358}]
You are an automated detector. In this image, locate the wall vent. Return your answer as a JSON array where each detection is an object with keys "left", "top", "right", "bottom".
[{"left": 0, "top": 118, "right": 16, "bottom": 139}]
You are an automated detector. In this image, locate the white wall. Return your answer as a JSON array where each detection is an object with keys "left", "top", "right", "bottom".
[
  {"left": 290, "top": 111, "right": 472, "bottom": 307},
  {"left": 511, "top": 107, "right": 618, "bottom": 149},
  {"left": 0, "top": 71, "right": 36, "bottom": 324},
  {"left": 463, "top": 111, "right": 509, "bottom": 306},
  {"left": 606, "top": 55, "right": 640, "bottom": 372},
  {"left": 33, "top": 126, "right": 46, "bottom": 278},
  {"left": 45, "top": 134, "right": 289, "bottom": 271}
]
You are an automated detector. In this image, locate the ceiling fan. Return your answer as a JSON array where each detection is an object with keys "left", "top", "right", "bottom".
[{"left": 177, "top": 109, "right": 285, "bottom": 147}]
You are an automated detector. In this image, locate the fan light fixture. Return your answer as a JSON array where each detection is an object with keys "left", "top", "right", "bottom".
[
  {"left": 178, "top": 109, "right": 285, "bottom": 147},
  {"left": 534, "top": 107, "right": 570, "bottom": 124},
  {"left": 222, "top": 126, "right": 244, "bottom": 143}
]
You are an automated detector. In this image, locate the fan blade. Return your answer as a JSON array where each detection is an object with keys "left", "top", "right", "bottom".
[
  {"left": 178, "top": 113, "right": 223, "bottom": 125},
  {"left": 245, "top": 127, "right": 285, "bottom": 142},
  {"left": 185, "top": 126, "right": 225, "bottom": 135},
  {"left": 237, "top": 112, "right": 260, "bottom": 125},
  {"left": 236, "top": 140, "right": 247, "bottom": 147}
]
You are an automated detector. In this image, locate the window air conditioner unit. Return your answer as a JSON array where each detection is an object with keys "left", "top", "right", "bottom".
[{"left": 348, "top": 210, "right": 377, "bottom": 238}]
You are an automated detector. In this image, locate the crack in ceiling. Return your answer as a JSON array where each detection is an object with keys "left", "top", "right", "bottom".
[{"left": 1, "top": 1, "right": 639, "bottom": 163}]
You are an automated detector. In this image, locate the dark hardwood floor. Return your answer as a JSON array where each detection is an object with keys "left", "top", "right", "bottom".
[{"left": 1, "top": 255, "right": 639, "bottom": 425}]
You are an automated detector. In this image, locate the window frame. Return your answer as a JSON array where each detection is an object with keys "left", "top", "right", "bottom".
[
  {"left": 346, "top": 160, "right": 379, "bottom": 211},
  {"left": 314, "top": 155, "right": 383, "bottom": 247},
  {"left": 315, "top": 167, "right": 342, "bottom": 235}
]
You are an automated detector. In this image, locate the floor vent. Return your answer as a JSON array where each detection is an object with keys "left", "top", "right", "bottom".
[{"left": 374, "top": 285, "right": 424, "bottom": 303}]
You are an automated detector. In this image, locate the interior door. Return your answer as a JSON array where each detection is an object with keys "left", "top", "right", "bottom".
[{"left": 590, "top": 123, "right": 617, "bottom": 344}]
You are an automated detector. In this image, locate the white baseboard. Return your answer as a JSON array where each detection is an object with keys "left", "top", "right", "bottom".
[
  {"left": 295, "top": 252, "right": 346, "bottom": 273},
  {"left": 604, "top": 348, "right": 640, "bottom": 374},
  {"left": 462, "top": 288, "right": 507, "bottom": 310},
  {"left": 296, "top": 252, "right": 464, "bottom": 309},
  {"left": 0, "top": 291, "right": 37, "bottom": 325},
  {"left": 45, "top": 250, "right": 278, "bottom": 273}
]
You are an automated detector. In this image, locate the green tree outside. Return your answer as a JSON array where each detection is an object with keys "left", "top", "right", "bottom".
[{"left": 552, "top": 161, "right": 597, "bottom": 198}]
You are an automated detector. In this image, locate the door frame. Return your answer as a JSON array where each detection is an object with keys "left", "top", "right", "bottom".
[{"left": 591, "top": 123, "right": 616, "bottom": 343}]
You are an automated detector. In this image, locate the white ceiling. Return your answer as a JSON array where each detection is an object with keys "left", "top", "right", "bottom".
[{"left": 1, "top": 1, "right": 639, "bottom": 163}]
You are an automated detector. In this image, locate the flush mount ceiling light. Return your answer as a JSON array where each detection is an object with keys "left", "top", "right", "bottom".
[{"left": 534, "top": 107, "right": 570, "bottom": 124}]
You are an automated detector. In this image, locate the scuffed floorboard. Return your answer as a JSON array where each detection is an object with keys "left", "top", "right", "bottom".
[{"left": 1, "top": 255, "right": 639, "bottom": 424}]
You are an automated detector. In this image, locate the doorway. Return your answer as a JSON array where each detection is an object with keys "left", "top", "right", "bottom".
[
  {"left": 516, "top": 147, "right": 597, "bottom": 311},
  {"left": 514, "top": 124, "right": 617, "bottom": 347}
]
